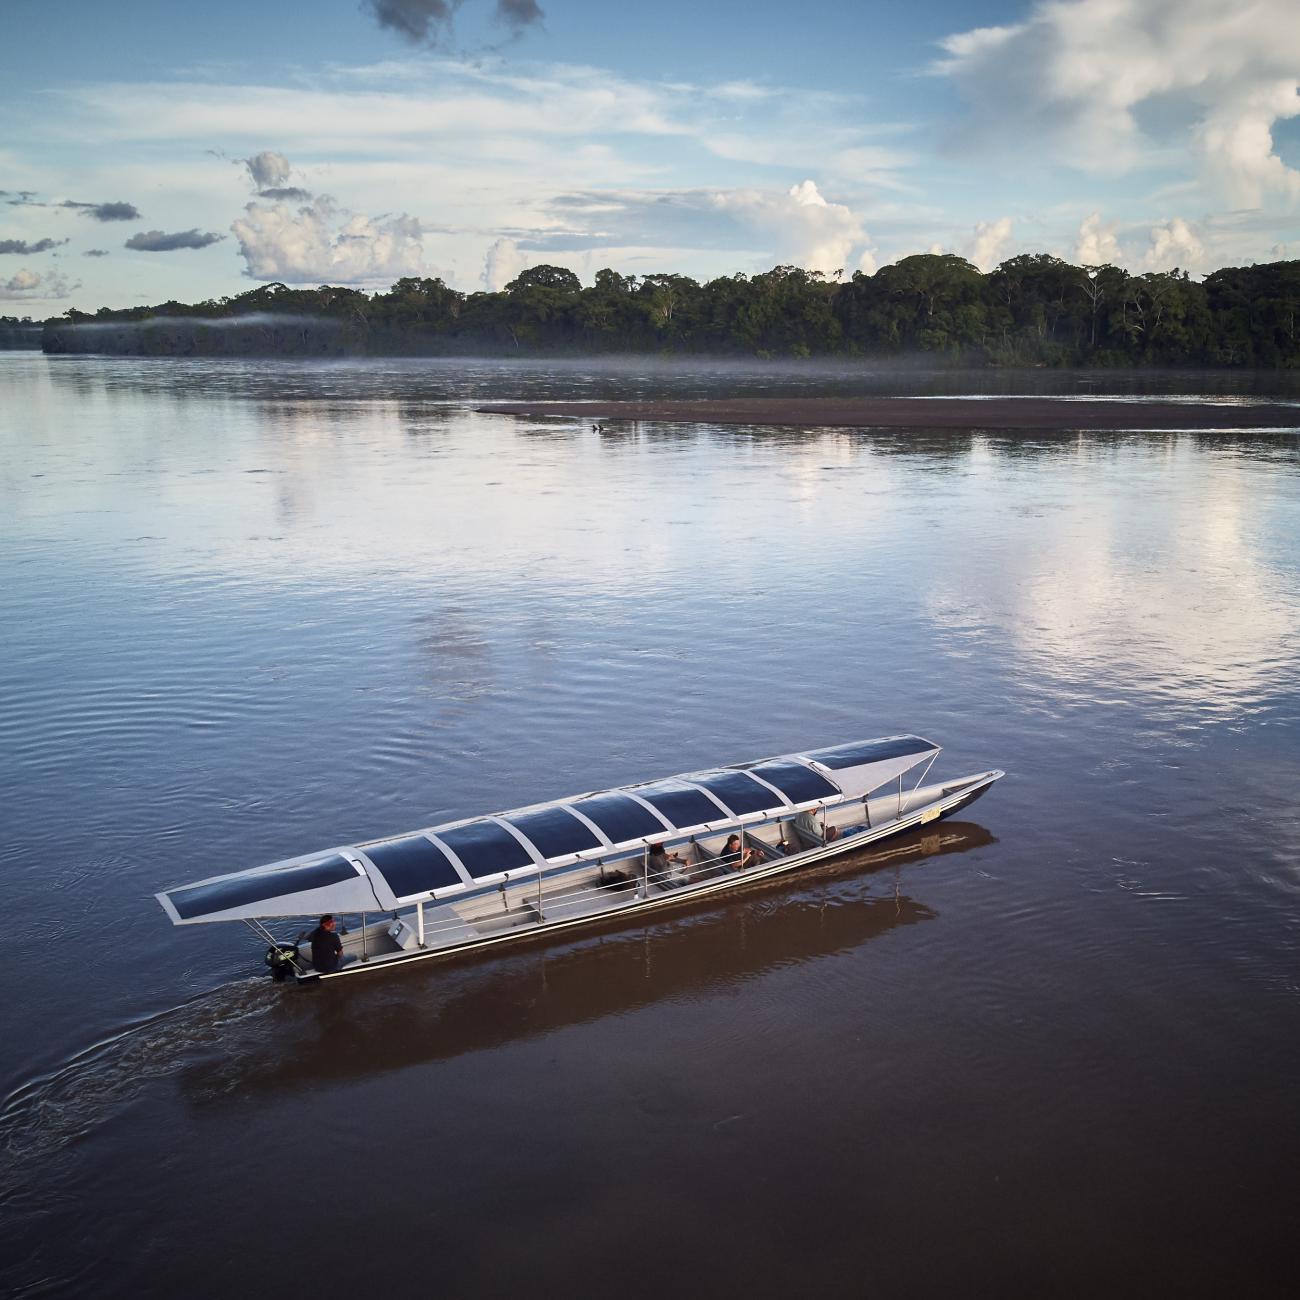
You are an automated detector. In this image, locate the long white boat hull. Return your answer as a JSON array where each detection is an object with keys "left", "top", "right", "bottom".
[{"left": 295, "top": 768, "right": 1002, "bottom": 982}]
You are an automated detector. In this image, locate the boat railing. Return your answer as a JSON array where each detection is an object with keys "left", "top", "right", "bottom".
[
  {"left": 324, "top": 805, "right": 905, "bottom": 958},
  {"left": 347, "top": 834, "right": 799, "bottom": 955},
  {"left": 313, "top": 783, "right": 966, "bottom": 966}
]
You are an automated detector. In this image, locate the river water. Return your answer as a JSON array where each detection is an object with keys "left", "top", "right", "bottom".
[{"left": 1, "top": 354, "right": 1298, "bottom": 1297}]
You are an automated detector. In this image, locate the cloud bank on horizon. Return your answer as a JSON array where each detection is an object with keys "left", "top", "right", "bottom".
[{"left": 0, "top": 0, "right": 1295, "bottom": 311}]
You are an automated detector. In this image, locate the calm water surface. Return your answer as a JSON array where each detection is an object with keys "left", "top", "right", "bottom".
[{"left": 1, "top": 355, "right": 1298, "bottom": 1297}]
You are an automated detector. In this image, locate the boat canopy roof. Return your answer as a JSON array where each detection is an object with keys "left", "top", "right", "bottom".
[{"left": 157, "top": 734, "right": 937, "bottom": 925}]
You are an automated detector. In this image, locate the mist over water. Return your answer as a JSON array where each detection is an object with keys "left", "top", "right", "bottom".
[{"left": 1, "top": 354, "right": 1298, "bottom": 1297}]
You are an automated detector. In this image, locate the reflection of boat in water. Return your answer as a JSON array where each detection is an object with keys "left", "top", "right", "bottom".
[
  {"left": 156, "top": 734, "right": 1002, "bottom": 983},
  {"left": 178, "top": 821, "right": 996, "bottom": 1101}
]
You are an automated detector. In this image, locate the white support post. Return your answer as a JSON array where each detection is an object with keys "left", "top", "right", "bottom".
[
  {"left": 416, "top": 901, "right": 426, "bottom": 948},
  {"left": 905, "top": 752, "right": 938, "bottom": 814}
]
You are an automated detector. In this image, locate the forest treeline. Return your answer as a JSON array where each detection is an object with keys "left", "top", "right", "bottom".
[
  {"left": 0, "top": 317, "right": 43, "bottom": 349},
  {"left": 38, "top": 253, "right": 1300, "bottom": 366}
]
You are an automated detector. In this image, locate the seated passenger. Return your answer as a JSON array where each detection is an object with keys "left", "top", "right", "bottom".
[
  {"left": 646, "top": 841, "right": 685, "bottom": 883},
  {"left": 795, "top": 809, "right": 838, "bottom": 844},
  {"left": 718, "top": 833, "right": 765, "bottom": 870}
]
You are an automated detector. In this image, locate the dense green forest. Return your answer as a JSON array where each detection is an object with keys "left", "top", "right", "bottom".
[
  {"left": 40, "top": 254, "right": 1300, "bottom": 366},
  {"left": 0, "top": 316, "right": 43, "bottom": 349}
]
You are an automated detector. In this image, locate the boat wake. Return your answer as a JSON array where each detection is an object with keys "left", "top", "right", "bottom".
[{"left": 0, "top": 979, "right": 273, "bottom": 1177}]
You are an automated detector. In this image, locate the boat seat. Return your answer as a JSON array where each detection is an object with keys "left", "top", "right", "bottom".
[
  {"left": 792, "top": 816, "right": 825, "bottom": 850},
  {"left": 686, "top": 838, "right": 710, "bottom": 866},
  {"left": 753, "top": 834, "right": 787, "bottom": 859}
]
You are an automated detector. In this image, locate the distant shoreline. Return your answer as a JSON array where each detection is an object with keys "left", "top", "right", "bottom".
[
  {"left": 477, "top": 397, "right": 1300, "bottom": 431},
  {"left": 30, "top": 255, "right": 1300, "bottom": 368}
]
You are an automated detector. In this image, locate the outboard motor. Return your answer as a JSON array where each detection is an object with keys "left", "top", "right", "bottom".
[{"left": 264, "top": 942, "right": 300, "bottom": 982}]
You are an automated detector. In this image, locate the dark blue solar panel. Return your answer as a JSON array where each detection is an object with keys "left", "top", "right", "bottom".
[
  {"left": 635, "top": 781, "right": 727, "bottom": 829},
  {"left": 437, "top": 821, "right": 534, "bottom": 877},
  {"left": 804, "top": 735, "right": 934, "bottom": 770},
  {"left": 364, "top": 835, "right": 461, "bottom": 897},
  {"left": 567, "top": 793, "right": 666, "bottom": 843},
  {"left": 689, "top": 770, "right": 783, "bottom": 815},
  {"left": 170, "top": 856, "right": 357, "bottom": 920},
  {"left": 747, "top": 759, "right": 839, "bottom": 803},
  {"left": 505, "top": 806, "right": 601, "bottom": 860}
]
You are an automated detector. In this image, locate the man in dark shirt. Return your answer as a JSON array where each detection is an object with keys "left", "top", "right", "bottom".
[{"left": 309, "top": 914, "right": 343, "bottom": 974}]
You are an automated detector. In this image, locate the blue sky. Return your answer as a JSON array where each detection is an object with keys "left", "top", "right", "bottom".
[{"left": 2, "top": 0, "right": 1297, "bottom": 312}]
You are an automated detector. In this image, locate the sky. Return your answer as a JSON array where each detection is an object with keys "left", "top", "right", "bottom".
[{"left": 1, "top": 0, "right": 1297, "bottom": 313}]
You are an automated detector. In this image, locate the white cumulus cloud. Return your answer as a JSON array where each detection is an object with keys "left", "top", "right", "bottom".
[
  {"left": 243, "top": 150, "right": 291, "bottom": 190},
  {"left": 1, "top": 268, "right": 79, "bottom": 301},
  {"left": 938, "top": 0, "right": 1300, "bottom": 207},
  {"left": 968, "top": 216, "right": 1013, "bottom": 271},
  {"left": 231, "top": 195, "right": 424, "bottom": 284},
  {"left": 1074, "top": 212, "right": 1122, "bottom": 266},
  {"left": 533, "top": 181, "right": 875, "bottom": 278},
  {"left": 715, "top": 180, "right": 868, "bottom": 276},
  {"left": 482, "top": 237, "right": 527, "bottom": 290},
  {"left": 1142, "top": 217, "right": 1206, "bottom": 273}
]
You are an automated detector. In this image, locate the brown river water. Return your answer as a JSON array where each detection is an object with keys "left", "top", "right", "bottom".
[{"left": 1, "top": 355, "right": 1298, "bottom": 1297}]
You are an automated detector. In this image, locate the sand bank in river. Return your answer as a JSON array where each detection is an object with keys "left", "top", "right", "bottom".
[{"left": 477, "top": 396, "right": 1299, "bottom": 431}]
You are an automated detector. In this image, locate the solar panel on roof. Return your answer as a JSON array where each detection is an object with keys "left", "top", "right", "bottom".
[
  {"left": 804, "top": 736, "right": 934, "bottom": 770},
  {"left": 567, "top": 793, "right": 666, "bottom": 844},
  {"left": 504, "top": 806, "right": 602, "bottom": 860},
  {"left": 689, "top": 770, "right": 783, "bottom": 816},
  {"left": 635, "top": 781, "right": 726, "bottom": 830},
  {"left": 747, "top": 759, "right": 839, "bottom": 803},
  {"left": 437, "top": 820, "right": 534, "bottom": 877},
  {"left": 363, "top": 835, "right": 461, "bottom": 897},
  {"left": 170, "top": 855, "right": 357, "bottom": 920}
]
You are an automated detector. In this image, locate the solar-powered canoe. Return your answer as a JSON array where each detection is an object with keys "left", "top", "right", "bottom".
[{"left": 156, "top": 735, "right": 1003, "bottom": 983}]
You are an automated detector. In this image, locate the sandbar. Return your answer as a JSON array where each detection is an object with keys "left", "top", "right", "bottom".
[{"left": 477, "top": 396, "right": 1299, "bottom": 431}]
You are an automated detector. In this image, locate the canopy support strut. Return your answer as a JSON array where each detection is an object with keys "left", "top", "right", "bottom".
[{"left": 901, "top": 752, "right": 938, "bottom": 815}]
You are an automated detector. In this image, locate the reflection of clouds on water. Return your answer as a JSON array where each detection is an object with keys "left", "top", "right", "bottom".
[
  {"left": 928, "top": 439, "right": 1300, "bottom": 718},
  {"left": 411, "top": 604, "right": 500, "bottom": 727},
  {"left": 16, "top": 356, "right": 1300, "bottom": 726}
]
